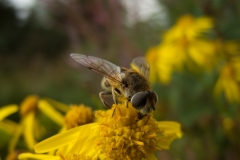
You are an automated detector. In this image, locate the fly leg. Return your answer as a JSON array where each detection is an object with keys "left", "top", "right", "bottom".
[
  {"left": 125, "top": 97, "right": 131, "bottom": 108},
  {"left": 99, "top": 91, "right": 117, "bottom": 117},
  {"left": 99, "top": 91, "right": 112, "bottom": 109}
]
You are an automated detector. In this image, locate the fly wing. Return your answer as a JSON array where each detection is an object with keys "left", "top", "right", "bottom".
[
  {"left": 130, "top": 57, "right": 150, "bottom": 79},
  {"left": 70, "top": 53, "right": 122, "bottom": 83}
]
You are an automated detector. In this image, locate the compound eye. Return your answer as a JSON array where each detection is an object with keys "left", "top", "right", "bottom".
[
  {"left": 131, "top": 92, "right": 148, "bottom": 110},
  {"left": 153, "top": 91, "right": 158, "bottom": 104}
]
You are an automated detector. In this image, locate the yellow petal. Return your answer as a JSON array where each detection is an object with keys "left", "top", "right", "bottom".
[
  {"left": 213, "top": 77, "right": 223, "bottom": 98},
  {"left": 23, "top": 112, "right": 37, "bottom": 150},
  {"left": 42, "top": 97, "right": 69, "bottom": 113},
  {"left": 0, "top": 104, "right": 18, "bottom": 121},
  {"left": 0, "top": 120, "right": 18, "bottom": 135},
  {"left": 38, "top": 100, "right": 64, "bottom": 126},
  {"left": 158, "top": 121, "right": 182, "bottom": 138},
  {"left": 34, "top": 124, "right": 93, "bottom": 153},
  {"left": 145, "top": 46, "right": 159, "bottom": 83},
  {"left": 18, "top": 153, "right": 58, "bottom": 160},
  {"left": 8, "top": 123, "right": 23, "bottom": 152},
  {"left": 158, "top": 134, "right": 178, "bottom": 149},
  {"left": 195, "top": 17, "right": 213, "bottom": 31},
  {"left": 157, "top": 121, "right": 182, "bottom": 149},
  {"left": 224, "top": 79, "right": 240, "bottom": 102},
  {"left": 146, "top": 153, "right": 157, "bottom": 160},
  {"left": 66, "top": 123, "right": 98, "bottom": 158}
]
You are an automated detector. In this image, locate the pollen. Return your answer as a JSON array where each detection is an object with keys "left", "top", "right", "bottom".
[
  {"left": 20, "top": 95, "right": 39, "bottom": 117},
  {"left": 95, "top": 103, "right": 164, "bottom": 160},
  {"left": 64, "top": 104, "right": 94, "bottom": 129}
]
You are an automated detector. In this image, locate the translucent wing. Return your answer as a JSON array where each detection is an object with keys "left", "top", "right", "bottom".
[
  {"left": 70, "top": 53, "right": 122, "bottom": 83},
  {"left": 131, "top": 57, "right": 150, "bottom": 78}
]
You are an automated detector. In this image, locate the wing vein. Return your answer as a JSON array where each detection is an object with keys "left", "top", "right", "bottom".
[{"left": 70, "top": 53, "right": 122, "bottom": 83}]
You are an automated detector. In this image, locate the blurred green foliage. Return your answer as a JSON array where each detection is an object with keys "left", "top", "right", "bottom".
[{"left": 0, "top": 0, "right": 240, "bottom": 160}]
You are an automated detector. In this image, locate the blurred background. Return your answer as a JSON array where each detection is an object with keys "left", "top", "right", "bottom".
[{"left": 0, "top": 0, "right": 240, "bottom": 159}]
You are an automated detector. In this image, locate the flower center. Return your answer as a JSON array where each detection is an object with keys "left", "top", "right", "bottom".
[
  {"left": 20, "top": 95, "right": 39, "bottom": 117},
  {"left": 95, "top": 103, "right": 163, "bottom": 159},
  {"left": 64, "top": 105, "right": 94, "bottom": 129}
]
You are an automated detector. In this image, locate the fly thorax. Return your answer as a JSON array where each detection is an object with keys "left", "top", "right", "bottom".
[{"left": 122, "top": 71, "right": 150, "bottom": 96}]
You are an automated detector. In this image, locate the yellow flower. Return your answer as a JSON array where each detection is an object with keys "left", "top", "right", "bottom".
[
  {"left": 19, "top": 124, "right": 98, "bottom": 160},
  {"left": 20, "top": 103, "right": 95, "bottom": 159},
  {"left": 213, "top": 40, "right": 240, "bottom": 103},
  {"left": 95, "top": 104, "right": 181, "bottom": 159},
  {"left": 214, "top": 57, "right": 240, "bottom": 103},
  {"left": 31, "top": 103, "right": 182, "bottom": 160},
  {"left": 163, "top": 15, "right": 215, "bottom": 69},
  {"left": 9, "top": 95, "right": 68, "bottom": 152},
  {"left": 146, "top": 14, "right": 216, "bottom": 84},
  {"left": 24, "top": 104, "right": 95, "bottom": 159},
  {"left": 163, "top": 14, "right": 213, "bottom": 42},
  {"left": 64, "top": 104, "right": 95, "bottom": 130}
]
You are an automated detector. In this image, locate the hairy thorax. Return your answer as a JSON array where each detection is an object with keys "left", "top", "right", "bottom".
[{"left": 121, "top": 70, "right": 151, "bottom": 98}]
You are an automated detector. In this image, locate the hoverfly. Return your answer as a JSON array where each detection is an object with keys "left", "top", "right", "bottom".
[{"left": 70, "top": 53, "right": 158, "bottom": 119}]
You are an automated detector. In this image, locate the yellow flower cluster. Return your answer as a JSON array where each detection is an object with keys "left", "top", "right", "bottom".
[
  {"left": 146, "top": 14, "right": 240, "bottom": 103},
  {"left": 0, "top": 95, "right": 94, "bottom": 158},
  {"left": 0, "top": 92, "right": 181, "bottom": 160},
  {"left": 20, "top": 103, "right": 181, "bottom": 160},
  {"left": 146, "top": 14, "right": 215, "bottom": 84}
]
